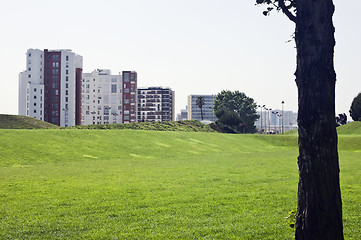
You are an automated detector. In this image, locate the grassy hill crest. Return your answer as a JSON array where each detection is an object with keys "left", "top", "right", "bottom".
[
  {"left": 337, "top": 121, "right": 361, "bottom": 135},
  {"left": 68, "top": 120, "right": 216, "bottom": 132},
  {"left": 0, "top": 114, "right": 59, "bottom": 129}
]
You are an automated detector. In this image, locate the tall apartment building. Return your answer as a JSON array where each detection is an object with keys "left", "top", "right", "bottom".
[
  {"left": 187, "top": 94, "right": 217, "bottom": 122},
  {"left": 137, "top": 87, "right": 175, "bottom": 122},
  {"left": 81, "top": 69, "right": 137, "bottom": 125},
  {"left": 122, "top": 71, "right": 138, "bottom": 123},
  {"left": 18, "top": 49, "right": 83, "bottom": 127}
]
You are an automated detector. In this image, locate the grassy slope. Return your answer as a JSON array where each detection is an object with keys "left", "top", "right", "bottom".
[
  {"left": 0, "top": 130, "right": 360, "bottom": 239},
  {"left": 337, "top": 121, "right": 361, "bottom": 135},
  {"left": 0, "top": 114, "right": 59, "bottom": 129},
  {"left": 283, "top": 121, "right": 361, "bottom": 136}
]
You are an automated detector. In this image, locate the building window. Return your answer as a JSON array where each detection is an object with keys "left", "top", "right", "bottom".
[
  {"left": 28, "top": 74, "right": 31, "bottom": 78},
  {"left": 28, "top": 67, "right": 31, "bottom": 71},
  {"left": 34, "top": 88, "right": 37, "bottom": 92},
  {"left": 66, "top": 83, "right": 68, "bottom": 88},
  {"left": 66, "top": 90, "right": 68, "bottom": 96},
  {"left": 34, "top": 110, "right": 36, "bottom": 113},
  {"left": 34, "top": 95, "right": 37, "bottom": 99},
  {"left": 66, "top": 69, "right": 69, "bottom": 74},
  {"left": 66, "top": 56, "right": 69, "bottom": 61},
  {"left": 111, "top": 85, "right": 117, "bottom": 93},
  {"left": 65, "top": 97, "right": 68, "bottom": 102},
  {"left": 28, "top": 53, "right": 31, "bottom": 57},
  {"left": 124, "top": 88, "right": 130, "bottom": 93},
  {"left": 124, "top": 73, "right": 130, "bottom": 82},
  {"left": 66, "top": 76, "right": 68, "bottom": 81}
]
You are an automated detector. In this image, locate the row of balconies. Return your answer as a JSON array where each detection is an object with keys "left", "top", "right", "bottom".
[{"left": 146, "top": 99, "right": 161, "bottom": 103}]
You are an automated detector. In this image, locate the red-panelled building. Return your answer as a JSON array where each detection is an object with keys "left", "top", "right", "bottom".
[
  {"left": 122, "top": 71, "right": 137, "bottom": 123},
  {"left": 19, "top": 49, "right": 83, "bottom": 127}
]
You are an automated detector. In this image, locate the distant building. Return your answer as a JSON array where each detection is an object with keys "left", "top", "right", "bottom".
[
  {"left": 187, "top": 95, "right": 216, "bottom": 122},
  {"left": 176, "top": 108, "right": 188, "bottom": 121},
  {"left": 81, "top": 69, "right": 137, "bottom": 125},
  {"left": 137, "top": 87, "right": 175, "bottom": 122},
  {"left": 122, "top": 71, "right": 138, "bottom": 123},
  {"left": 18, "top": 49, "right": 83, "bottom": 127},
  {"left": 256, "top": 109, "right": 298, "bottom": 133}
]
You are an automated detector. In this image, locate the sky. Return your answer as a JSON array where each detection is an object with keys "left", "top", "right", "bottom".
[{"left": 0, "top": 0, "right": 360, "bottom": 118}]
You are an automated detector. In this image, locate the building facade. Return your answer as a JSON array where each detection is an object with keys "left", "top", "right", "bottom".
[
  {"left": 187, "top": 94, "right": 216, "bottom": 122},
  {"left": 137, "top": 87, "right": 175, "bottom": 122},
  {"left": 176, "top": 109, "right": 188, "bottom": 121},
  {"left": 81, "top": 69, "right": 137, "bottom": 125},
  {"left": 256, "top": 109, "right": 298, "bottom": 133},
  {"left": 122, "top": 71, "right": 138, "bottom": 123},
  {"left": 18, "top": 49, "right": 83, "bottom": 127}
]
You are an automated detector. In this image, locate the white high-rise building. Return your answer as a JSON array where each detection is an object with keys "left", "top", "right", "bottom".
[
  {"left": 18, "top": 49, "right": 83, "bottom": 126},
  {"left": 81, "top": 69, "right": 137, "bottom": 125}
]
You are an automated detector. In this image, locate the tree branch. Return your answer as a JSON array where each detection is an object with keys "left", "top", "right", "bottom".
[{"left": 277, "top": 0, "right": 297, "bottom": 23}]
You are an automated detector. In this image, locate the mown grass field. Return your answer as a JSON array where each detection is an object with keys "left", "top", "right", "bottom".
[{"left": 0, "top": 128, "right": 360, "bottom": 239}]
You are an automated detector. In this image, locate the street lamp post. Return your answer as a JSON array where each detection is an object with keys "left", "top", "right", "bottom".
[
  {"left": 277, "top": 113, "right": 282, "bottom": 133},
  {"left": 268, "top": 108, "right": 272, "bottom": 133},
  {"left": 264, "top": 107, "right": 268, "bottom": 134},
  {"left": 272, "top": 111, "right": 279, "bottom": 133},
  {"left": 258, "top": 105, "right": 266, "bottom": 133},
  {"left": 281, "top": 101, "right": 285, "bottom": 133}
]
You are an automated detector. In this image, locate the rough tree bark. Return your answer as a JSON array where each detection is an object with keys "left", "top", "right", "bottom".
[
  {"left": 294, "top": 0, "right": 343, "bottom": 239},
  {"left": 256, "top": 0, "right": 344, "bottom": 238}
]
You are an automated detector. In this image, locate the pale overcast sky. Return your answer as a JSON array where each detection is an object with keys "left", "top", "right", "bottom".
[{"left": 0, "top": 0, "right": 360, "bottom": 118}]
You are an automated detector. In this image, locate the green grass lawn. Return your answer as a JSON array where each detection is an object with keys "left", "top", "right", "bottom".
[{"left": 0, "top": 129, "right": 360, "bottom": 239}]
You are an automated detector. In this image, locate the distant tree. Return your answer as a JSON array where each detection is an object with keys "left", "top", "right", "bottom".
[
  {"left": 214, "top": 107, "right": 241, "bottom": 132},
  {"left": 196, "top": 96, "right": 205, "bottom": 120},
  {"left": 256, "top": 0, "right": 344, "bottom": 239},
  {"left": 336, "top": 113, "right": 347, "bottom": 126},
  {"left": 350, "top": 93, "right": 361, "bottom": 121},
  {"left": 213, "top": 90, "right": 259, "bottom": 133}
]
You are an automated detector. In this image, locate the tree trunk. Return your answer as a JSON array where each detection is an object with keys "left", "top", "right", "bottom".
[{"left": 295, "top": 0, "right": 343, "bottom": 239}]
